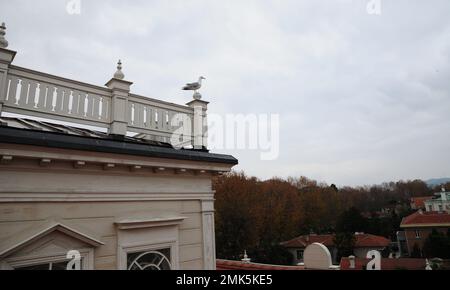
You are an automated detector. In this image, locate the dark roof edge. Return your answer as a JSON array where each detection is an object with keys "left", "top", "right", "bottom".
[{"left": 0, "top": 127, "right": 238, "bottom": 165}]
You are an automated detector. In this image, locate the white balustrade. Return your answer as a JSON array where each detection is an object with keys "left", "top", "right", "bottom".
[
  {"left": 0, "top": 44, "right": 206, "bottom": 148},
  {"left": 3, "top": 66, "right": 112, "bottom": 128}
]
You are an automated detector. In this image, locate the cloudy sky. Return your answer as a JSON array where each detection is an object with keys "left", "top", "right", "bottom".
[{"left": 1, "top": 0, "right": 449, "bottom": 186}]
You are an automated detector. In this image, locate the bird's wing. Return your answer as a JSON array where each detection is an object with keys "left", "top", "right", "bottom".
[{"left": 184, "top": 83, "right": 200, "bottom": 89}]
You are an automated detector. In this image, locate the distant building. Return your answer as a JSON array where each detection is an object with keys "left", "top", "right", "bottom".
[
  {"left": 281, "top": 233, "right": 390, "bottom": 265},
  {"left": 424, "top": 188, "right": 450, "bottom": 212},
  {"left": 400, "top": 210, "right": 450, "bottom": 257},
  {"left": 410, "top": 196, "right": 433, "bottom": 210},
  {"left": 217, "top": 243, "right": 339, "bottom": 270}
]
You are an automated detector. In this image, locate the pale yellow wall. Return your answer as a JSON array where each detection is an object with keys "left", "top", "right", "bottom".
[
  {"left": 0, "top": 144, "right": 233, "bottom": 270},
  {"left": 0, "top": 200, "right": 204, "bottom": 269}
]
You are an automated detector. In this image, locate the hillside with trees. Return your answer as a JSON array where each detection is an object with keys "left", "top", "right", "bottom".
[{"left": 213, "top": 171, "right": 449, "bottom": 264}]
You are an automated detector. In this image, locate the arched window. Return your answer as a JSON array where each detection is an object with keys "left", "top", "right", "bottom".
[{"left": 127, "top": 249, "right": 171, "bottom": 270}]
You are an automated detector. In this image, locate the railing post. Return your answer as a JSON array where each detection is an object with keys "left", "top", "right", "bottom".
[
  {"left": 105, "top": 60, "right": 133, "bottom": 136},
  {"left": 186, "top": 97, "right": 209, "bottom": 150},
  {"left": 0, "top": 22, "right": 16, "bottom": 115}
]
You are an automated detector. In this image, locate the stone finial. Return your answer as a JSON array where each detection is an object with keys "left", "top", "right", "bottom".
[
  {"left": 113, "top": 59, "right": 125, "bottom": 80},
  {"left": 193, "top": 92, "right": 202, "bottom": 100},
  {"left": 241, "top": 250, "right": 251, "bottom": 263},
  {"left": 0, "top": 22, "right": 9, "bottom": 49},
  {"left": 348, "top": 255, "right": 356, "bottom": 269}
]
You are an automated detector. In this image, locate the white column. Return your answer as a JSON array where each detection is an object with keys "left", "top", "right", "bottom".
[
  {"left": 201, "top": 199, "right": 216, "bottom": 270},
  {"left": 105, "top": 61, "right": 133, "bottom": 136},
  {"left": 186, "top": 99, "right": 209, "bottom": 150}
]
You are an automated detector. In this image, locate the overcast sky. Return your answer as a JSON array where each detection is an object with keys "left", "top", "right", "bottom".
[{"left": 1, "top": 0, "right": 449, "bottom": 186}]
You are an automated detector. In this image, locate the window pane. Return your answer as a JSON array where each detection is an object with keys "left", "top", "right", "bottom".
[
  {"left": 15, "top": 259, "right": 81, "bottom": 270},
  {"left": 52, "top": 261, "right": 70, "bottom": 270},
  {"left": 16, "top": 264, "right": 50, "bottom": 270}
]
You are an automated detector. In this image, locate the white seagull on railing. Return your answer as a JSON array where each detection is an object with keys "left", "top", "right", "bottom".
[{"left": 182, "top": 76, "right": 205, "bottom": 93}]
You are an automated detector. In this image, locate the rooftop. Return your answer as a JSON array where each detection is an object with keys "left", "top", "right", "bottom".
[
  {"left": 400, "top": 211, "right": 450, "bottom": 228},
  {"left": 216, "top": 259, "right": 305, "bottom": 270},
  {"left": 0, "top": 117, "right": 238, "bottom": 165},
  {"left": 340, "top": 257, "right": 426, "bottom": 270},
  {"left": 410, "top": 196, "right": 433, "bottom": 208},
  {"left": 281, "top": 233, "right": 390, "bottom": 249}
]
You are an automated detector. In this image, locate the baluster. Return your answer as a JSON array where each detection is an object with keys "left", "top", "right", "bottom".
[
  {"left": 19, "top": 79, "right": 30, "bottom": 107},
  {"left": 25, "top": 81, "right": 38, "bottom": 109},
  {"left": 148, "top": 107, "right": 155, "bottom": 129},
  {"left": 154, "top": 109, "right": 160, "bottom": 129},
  {"left": 168, "top": 111, "right": 176, "bottom": 131},
  {"left": 71, "top": 90, "right": 82, "bottom": 116},
  {"left": 92, "top": 95, "right": 100, "bottom": 120},
  {"left": 45, "top": 86, "right": 56, "bottom": 111},
  {"left": 67, "top": 90, "right": 74, "bottom": 114},
  {"left": 98, "top": 97, "right": 103, "bottom": 120},
  {"left": 160, "top": 109, "right": 168, "bottom": 130},
  {"left": 128, "top": 102, "right": 133, "bottom": 125},
  {"left": 82, "top": 94, "right": 89, "bottom": 117},
  {"left": 145, "top": 107, "right": 152, "bottom": 128},
  {"left": 134, "top": 103, "right": 143, "bottom": 128},
  {"left": 6, "top": 76, "right": 19, "bottom": 105},
  {"left": 59, "top": 87, "right": 70, "bottom": 114},
  {"left": 37, "top": 83, "right": 48, "bottom": 109},
  {"left": 102, "top": 97, "right": 110, "bottom": 122},
  {"left": 4, "top": 78, "right": 11, "bottom": 102}
]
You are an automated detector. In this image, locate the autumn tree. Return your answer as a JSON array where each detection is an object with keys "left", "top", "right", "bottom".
[
  {"left": 334, "top": 232, "right": 356, "bottom": 262},
  {"left": 214, "top": 172, "right": 263, "bottom": 260},
  {"left": 422, "top": 229, "right": 450, "bottom": 259},
  {"left": 214, "top": 171, "right": 436, "bottom": 265}
]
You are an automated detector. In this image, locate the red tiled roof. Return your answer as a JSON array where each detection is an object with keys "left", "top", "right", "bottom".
[
  {"left": 401, "top": 211, "right": 450, "bottom": 227},
  {"left": 280, "top": 234, "right": 334, "bottom": 248},
  {"left": 216, "top": 259, "right": 305, "bottom": 270},
  {"left": 281, "top": 234, "right": 390, "bottom": 249},
  {"left": 355, "top": 234, "right": 390, "bottom": 247},
  {"left": 340, "top": 257, "right": 426, "bottom": 270},
  {"left": 410, "top": 196, "right": 433, "bottom": 209}
]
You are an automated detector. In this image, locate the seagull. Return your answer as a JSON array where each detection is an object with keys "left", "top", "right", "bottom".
[{"left": 182, "top": 76, "right": 205, "bottom": 93}]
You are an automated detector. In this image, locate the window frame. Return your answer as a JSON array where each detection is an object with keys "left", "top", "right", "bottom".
[
  {"left": 1, "top": 248, "right": 94, "bottom": 270},
  {"left": 127, "top": 248, "right": 172, "bottom": 270},
  {"left": 119, "top": 241, "right": 178, "bottom": 270},
  {"left": 296, "top": 249, "right": 304, "bottom": 261},
  {"left": 415, "top": 230, "right": 421, "bottom": 239}
]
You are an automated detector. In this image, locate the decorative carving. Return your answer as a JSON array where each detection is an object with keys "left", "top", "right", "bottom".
[{"left": 113, "top": 60, "right": 125, "bottom": 80}]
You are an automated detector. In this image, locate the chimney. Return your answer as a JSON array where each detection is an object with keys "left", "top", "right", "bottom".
[
  {"left": 418, "top": 209, "right": 423, "bottom": 215},
  {"left": 349, "top": 255, "right": 356, "bottom": 269}
]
